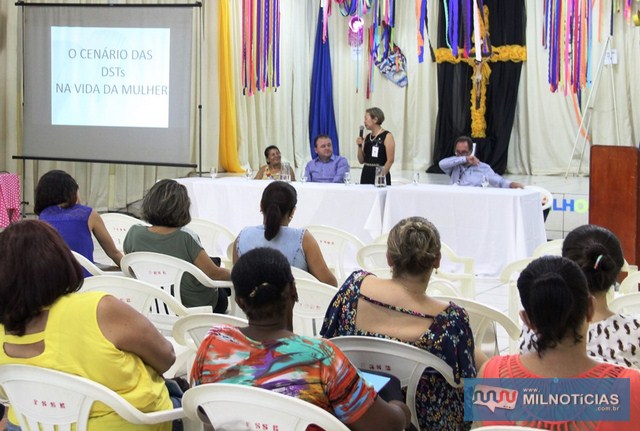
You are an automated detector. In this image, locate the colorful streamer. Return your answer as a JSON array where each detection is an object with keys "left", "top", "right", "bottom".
[{"left": 241, "top": 0, "right": 280, "bottom": 95}]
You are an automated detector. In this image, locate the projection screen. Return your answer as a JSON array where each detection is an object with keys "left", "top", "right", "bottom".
[{"left": 21, "top": 3, "right": 196, "bottom": 166}]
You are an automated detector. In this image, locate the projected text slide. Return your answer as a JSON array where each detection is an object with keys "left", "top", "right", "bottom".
[{"left": 51, "top": 26, "right": 170, "bottom": 128}]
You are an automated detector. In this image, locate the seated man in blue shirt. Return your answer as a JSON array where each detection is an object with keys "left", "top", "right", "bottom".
[
  {"left": 304, "top": 135, "right": 350, "bottom": 183},
  {"left": 439, "top": 136, "right": 524, "bottom": 189}
]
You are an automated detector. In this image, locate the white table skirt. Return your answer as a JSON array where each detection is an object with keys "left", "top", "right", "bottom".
[
  {"left": 382, "top": 184, "right": 547, "bottom": 276},
  {"left": 176, "top": 177, "right": 387, "bottom": 244}
]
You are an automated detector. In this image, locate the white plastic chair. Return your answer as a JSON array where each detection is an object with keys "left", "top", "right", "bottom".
[
  {"left": 356, "top": 243, "right": 388, "bottom": 269},
  {"left": 433, "top": 295, "right": 521, "bottom": 356},
  {"left": 293, "top": 278, "right": 338, "bottom": 337},
  {"left": 72, "top": 250, "right": 108, "bottom": 276},
  {"left": 93, "top": 213, "right": 148, "bottom": 265},
  {"left": 305, "top": 225, "right": 365, "bottom": 282},
  {"left": 291, "top": 266, "right": 319, "bottom": 281},
  {"left": 619, "top": 270, "right": 640, "bottom": 295},
  {"left": 172, "top": 313, "right": 248, "bottom": 353},
  {"left": 120, "top": 251, "right": 240, "bottom": 317},
  {"left": 531, "top": 238, "right": 564, "bottom": 258},
  {"left": 184, "top": 218, "right": 235, "bottom": 261},
  {"left": 609, "top": 292, "right": 640, "bottom": 315},
  {"left": 526, "top": 185, "right": 553, "bottom": 212},
  {"left": 434, "top": 242, "right": 476, "bottom": 298},
  {"left": 329, "top": 335, "right": 461, "bottom": 429},
  {"left": 499, "top": 257, "right": 534, "bottom": 329},
  {"left": 0, "top": 364, "right": 183, "bottom": 431},
  {"left": 428, "top": 277, "right": 462, "bottom": 297},
  {"left": 182, "top": 383, "right": 349, "bottom": 431},
  {"left": 372, "top": 232, "right": 388, "bottom": 244}
]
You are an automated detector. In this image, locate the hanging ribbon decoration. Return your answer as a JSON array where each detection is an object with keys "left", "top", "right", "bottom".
[{"left": 241, "top": 0, "right": 280, "bottom": 95}]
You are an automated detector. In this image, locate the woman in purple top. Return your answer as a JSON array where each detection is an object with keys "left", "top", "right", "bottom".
[{"left": 34, "top": 170, "right": 122, "bottom": 268}]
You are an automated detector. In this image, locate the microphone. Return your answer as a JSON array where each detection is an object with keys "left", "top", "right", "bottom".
[
  {"left": 359, "top": 125, "right": 364, "bottom": 138},
  {"left": 471, "top": 142, "right": 477, "bottom": 157}
]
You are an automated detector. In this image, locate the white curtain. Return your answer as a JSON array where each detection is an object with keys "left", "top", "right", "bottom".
[{"left": 1, "top": 0, "right": 638, "bottom": 213}]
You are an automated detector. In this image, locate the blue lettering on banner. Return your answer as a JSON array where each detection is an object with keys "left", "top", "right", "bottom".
[
  {"left": 464, "top": 378, "right": 630, "bottom": 422},
  {"left": 552, "top": 198, "right": 589, "bottom": 213}
]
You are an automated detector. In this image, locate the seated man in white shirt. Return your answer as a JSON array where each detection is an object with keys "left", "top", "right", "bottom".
[
  {"left": 304, "top": 135, "right": 350, "bottom": 183},
  {"left": 439, "top": 136, "right": 524, "bottom": 189}
]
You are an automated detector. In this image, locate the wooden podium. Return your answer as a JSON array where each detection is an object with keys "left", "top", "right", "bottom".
[{"left": 589, "top": 145, "right": 640, "bottom": 265}]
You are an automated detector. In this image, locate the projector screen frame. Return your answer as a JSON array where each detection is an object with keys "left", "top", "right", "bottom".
[{"left": 16, "top": 1, "right": 203, "bottom": 171}]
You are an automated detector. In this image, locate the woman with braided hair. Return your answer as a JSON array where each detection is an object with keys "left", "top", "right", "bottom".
[
  {"left": 519, "top": 224, "right": 640, "bottom": 369},
  {"left": 321, "top": 217, "right": 476, "bottom": 431}
]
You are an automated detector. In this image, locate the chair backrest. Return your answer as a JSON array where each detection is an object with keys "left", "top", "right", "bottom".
[
  {"left": 92, "top": 213, "right": 148, "bottom": 265},
  {"left": 435, "top": 242, "right": 476, "bottom": 298},
  {"left": 619, "top": 271, "right": 640, "bottom": 295},
  {"left": 372, "top": 232, "right": 388, "bottom": 244},
  {"left": 0, "top": 364, "right": 183, "bottom": 431},
  {"left": 305, "top": 225, "right": 365, "bottom": 282},
  {"left": 184, "top": 218, "right": 235, "bottom": 259},
  {"left": 531, "top": 238, "right": 564, "bottom": 258},
  {"left": 290, "top": 266, "right": 318, "bottom": 281},
  {"left": 526, "top": 185, "right": 553, "bottom": 211},
  {"left": 427, "top": 277, "right": 462, "bottom": 297},
  {"left": 182, "top": 383, "right": 349, "bottom": 431},
  {"left": 433, "top": 295, "right": 521, "bottom": 357},
  {"left": 293, "top": 279, "right": 338, "bottom": 337},
  {"left": 498, "top": 257, "right": 534, "bottom": 336},
  {"left": 609, "top": 292, "right": 640, "bottom": 315},
  {"left": 356, "top": 243, "right": 388, "bottom": 270},
  {"left": 328, "top": 335, "right": 461, "bottom": 429},
  {"left": 72, "top": 250, "right": 106, "bottom": 276},
  {"left": 81, "top": 275, "right": 211, "bottom": 335},
  {"left": 172, "top": 313, "right": 248, "bottom": 352}
]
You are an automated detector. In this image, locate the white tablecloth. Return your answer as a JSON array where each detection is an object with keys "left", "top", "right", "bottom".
[
  {"left": 176, "top": 177, "right": 387, "bottom": 243},
  {"left": 382, "top": 184, "right": 547, "bottom": 276}
]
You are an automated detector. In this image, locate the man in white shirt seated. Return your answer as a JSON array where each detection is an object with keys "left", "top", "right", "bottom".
[
  {"left": 304, "top": 135, "right": 350, "bottom": 183},
  {"left": 439, "top": 136, "right": 524, "bottom": 189}
]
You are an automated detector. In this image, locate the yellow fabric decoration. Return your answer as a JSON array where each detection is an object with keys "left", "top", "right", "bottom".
[{"left": 218, "top": 0, "right": 244, "bottom": 173}]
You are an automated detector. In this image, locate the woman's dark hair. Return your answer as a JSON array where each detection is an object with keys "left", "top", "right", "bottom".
[
  {"left": 562, "top": 224, "right": 624, "bottom": 294},
  {"left": 366, "top": 107, "right": 385, "bottom": 125},
  {"left": 231, "top": 247, "right": 294, "bottom": 321},
  {"left": 264, "top": 145, "right": 280, "bottom": 164},
  {"left": 260, "top": 181, "right": 297, "bottom": 241},
  {"left": 0, "top": 220, "right": 84, "bottom": 336},
  {"left": 517, "top": 256, "right": 589, "bottom": 355},
  {"left": 142, "top": 179, "right": 192, "bottom": 227},
  {"left": 387, "top": 217, "right": 441, "bottom": 278},
  {"left": 34, "top": 170, "right": 79, "bottom": 215}
]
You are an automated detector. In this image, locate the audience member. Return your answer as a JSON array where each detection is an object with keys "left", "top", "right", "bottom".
[
  {"left": 304, "top": 135, "right": 350, "bottom": 183},
  {"left": 356, "top": 107, "right": 395, "bottom": 185},
  {"left": 123, "top": 179, "right": 231, "bottom": 312},
  {"left": 439, "top": 136, "right": 524, "bottom": 188},
  {"left": 321, "top": 217, "right": 476, "bottom": 431},
  {"left": 34, "top": 170, "right": 122, "bottom": 268},
  {"left": 0, "top": 220, "right": 175, "bottom": 430},
  {"left": 191, "top": 247, "right": 411, "bottom": 431},
  {"left": 254, "top": 145, "right": 296, "bottom": 181},
  {"left": 481, "top": 256, "right": 640, "bottom": 430},
  {"left": 520, "top": 225, "right": 640, "bottom": 368},
  {"left": 233, "top": 181, "right": 337, "bottom": 286}
]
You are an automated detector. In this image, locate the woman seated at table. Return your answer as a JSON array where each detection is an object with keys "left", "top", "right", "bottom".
[
  {"left": 0, "top": 220, "right": 176, "bottom": 431},
  {"left": 481, "top": 256, "right": 640, "bottom": 429},
  {"left": 254, "top": 145, "right": 296, "bottom": 181},
  {"left": 233, "top": 181, "right": 337, "bottom": 286},
  {"left": 321, "top": 217, "right": 476, "bottom": 431},
  {"left": 520, "top": 225, "right": 640, "bottom": 368},
  {"left": 191, "top": 247, "right": 411, "bottom": 431},
  {"left": 123, "top": 179, "right": 231, "bottom": 313},
  {"left": 34, "top": 170, "right": 122, "bottom": 269}
]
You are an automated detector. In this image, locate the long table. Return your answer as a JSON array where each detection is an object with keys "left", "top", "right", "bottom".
[
  {"left": 176, "top": 177, "right": 546, "bottom": 276},
  {"left": 382, "top": 184, "right": 547, "bottom": 275},
  {"left": 177, "top": 177, "right": 387, "bottom": 243}
]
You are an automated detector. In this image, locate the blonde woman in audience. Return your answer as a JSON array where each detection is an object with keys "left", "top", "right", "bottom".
[
  {"left": 254, "top": 145, "right": 296, "bottom": 180},
  {"left": 481, "top": 256, "right": 640, "bottom": 429},
  {"left": 520, "top": 224, "right": 640, "bottom": 368},
  {"left": 321, "top": 216, "right": 476, "bottom": 431},
  {"left": 123, "top": 179, "right": 231, "bottom": 313},
  {"left": 233, "top": 181, "right": 337, "bottom": 286},
  {"left": 192, "top": 247, "right": 411, "bottom": 431},
  {"left": 0, "top": 220, "right": 176, "bottom": 431}
]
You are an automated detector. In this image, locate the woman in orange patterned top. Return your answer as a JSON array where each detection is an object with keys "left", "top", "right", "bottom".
[{"left": 191, "top": 247, "right": 411, "bottom": 431}]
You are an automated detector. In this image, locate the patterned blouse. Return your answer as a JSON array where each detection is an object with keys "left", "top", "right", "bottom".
[
  {"left": 520, "top": 314, "right": 640, "bottom": 369},
  {"left": 320, "top": 270, "right": 477, "bottom": 431},
  {"left": 191, "top": 325, "right": 377, "bottom": 426}
]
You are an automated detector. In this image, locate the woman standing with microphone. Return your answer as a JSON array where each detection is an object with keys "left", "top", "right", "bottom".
[{"left": 356, "top": 107, "right": 396, "bottom": 185}]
